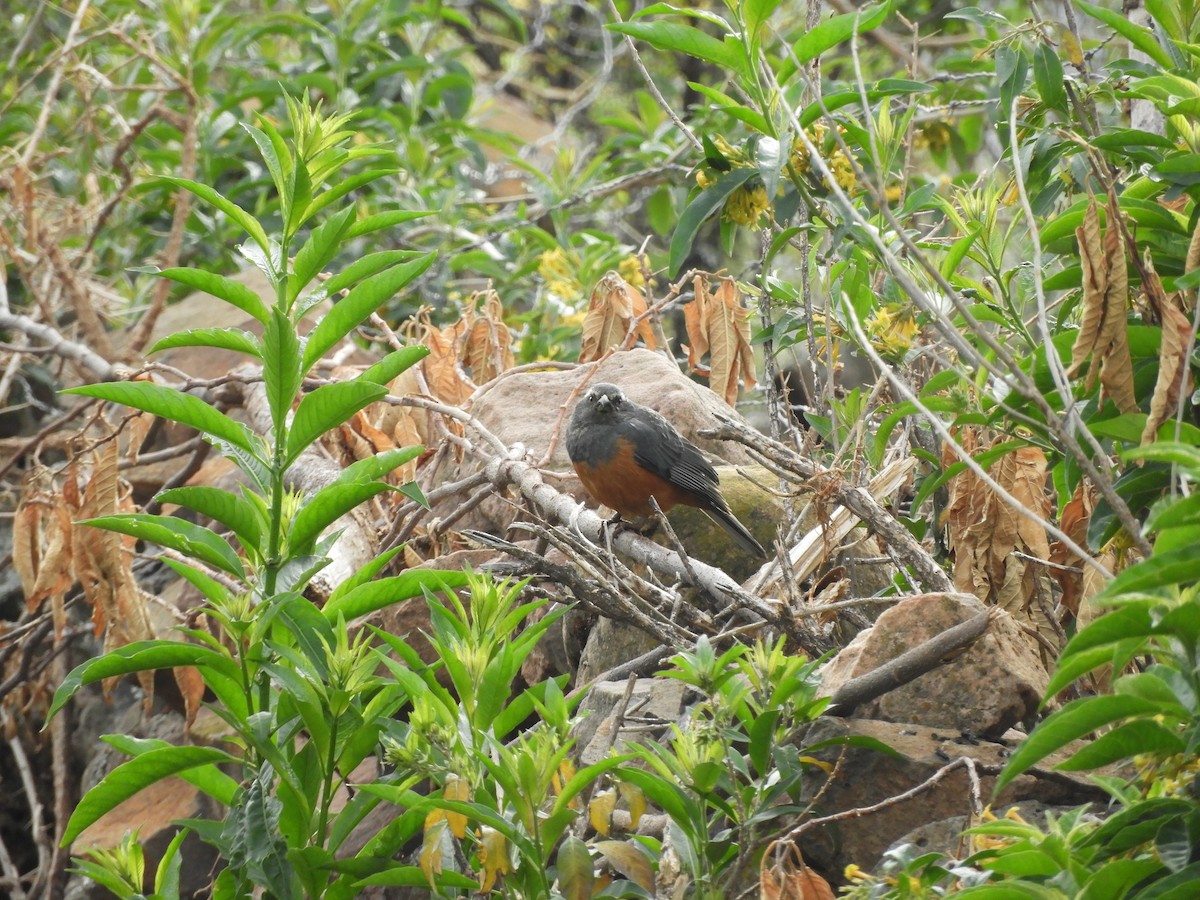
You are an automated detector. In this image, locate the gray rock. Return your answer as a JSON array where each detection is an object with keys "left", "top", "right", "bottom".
[{"left": 819, "top": 592, "right": 1049, "bottom": 736}]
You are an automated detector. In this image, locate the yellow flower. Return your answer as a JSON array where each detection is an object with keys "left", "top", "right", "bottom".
[
  {"left": 617, "top": 255, "right": 647, "bottom": 290},
  {"left": 828, "top": 148, "right": 857, "bottom": 192},
  {"left": 537, "top": 247, "right": 583, "bottom": 301},
  {"left": 695, "top": 167, "right": 717, "bottom": 189},
  {"left": 866, "top": 305, "right": 919, "bottom": 357},
  {"left": 724, "top": 183, "right": 771, "bottom": 227}
]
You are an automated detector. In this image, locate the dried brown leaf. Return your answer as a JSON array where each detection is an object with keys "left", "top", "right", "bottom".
[
  {"left": 685, "top": 274, "right": 712, "bottom": 372},
  {"left": 461, "top": 289, "right": 514, "bottom": 383},
  {"left": 1141, "top": 299, "right": 1194, "bottom": 445},
  {"left": 706, "top": 277, "right": 757, "bottom": 405},
  {"left": 13, "top": 490, "right": 74, "bottom": 615},
  {"left": 1068, "top": 197, "right": 1137, "bottom": 413},
  {"left": 1067, "top": 199, "right": 1106, "bottom": 381},
  {"left": 579, "top": 271, "right": 656, "bottom": 362},
  {"left": 1049, "top": 481, "right": 1095, "bottom": 618},
  {"left": 422, "top": 321, "right": 475, "bottom": 405},
  {"left": 1186, "top": 211, "right": 1200, "bottom": 279},
  {"left": 73, "top": 445, "right": 155, "bottom": 706},
  {"left": 760, "top": 843, "right": 835, "bottom": 900}
]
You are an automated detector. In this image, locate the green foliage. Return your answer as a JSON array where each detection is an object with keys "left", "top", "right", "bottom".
[
  {"left": 54, "top": 96, "right": 483, "bottom": 898},
  {"left": 616, "top": 637, "right": 831, "bottom": 897}
]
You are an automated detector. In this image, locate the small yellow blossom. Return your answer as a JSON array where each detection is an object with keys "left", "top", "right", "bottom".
[
  {"left": 866, "top": 305, "right": 919, "bottom": 357},
  {"left": 724, "top": 182, "right": 771, "bottom": 227},
  {"left": 617, "top": 255, "right": 647, "bottom": 290},
  {"left": 537, "top": 246, "right": 583, "bottom": 301},
  {"left": 695, "top": 167, "right": 717, "bottom": 189}
]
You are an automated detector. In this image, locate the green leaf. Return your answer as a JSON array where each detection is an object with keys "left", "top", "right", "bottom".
[
  {"left": 669, "top": 167, "right": 756, "bottom": 276},
  {"left": 996, "top": 694, "right": 1165, "bottom": 793},
  {"left": 688, "top": 82, "right": 772, "bottom": 133},
  {"left": 290, "top": 204, "right": 358, "bottom": 304},
  {"left": 1059, "top": 720, "right": 1185, "bottom": 770},
  {"left": 63, "top": 381, "right": 260, "bottom": 457},
  {"left": 345, "top": 209, "right": 433, "bottom": 239},
  {"left": 160, "top": 557, "right": 232, "bottom": 606},
  {"left": 48, "top": 641, "right": 236, "bottom": 720},
  {"left": 286, "top": 380, "right": 387, "bottom": 467},
  {"left": 1076, "top": 0, "right": 1173, "bottom": 68},
  {"left": 103, "top": 735, "right": 240, "bottom": 807},
  {"left": 156, "top": 486, "right": 264, "bottom": 558},
  {"left": 783, "top": 3, "right": 888, "bottom": 76},
  {"left": 152, "top": 268, "right": 269, "bottom": 325},
  {"left": 288, "top": 483, "right": 391, "bottom": 555},
  {"left": 154, "top": 827, "right": 188, "bottom": 899},
  {"left": 302, "top": 253, "right": 437, "bottom": 371},
  {"left": 557, "top": 836, "right": 594, "bottom": 900},
  {"left": 149, "top": 327, "right": 262, "bottom": 358},
  {"left": 322, "top": 570, "right": 470, "bottom": 623},
  {"left": 62, "top": 746, "right": 239, "bottom": 845},
  {"left": 357, "top": 346, "right": 430, "bottom": 386},
  {"left": 243, "top": 121, "right": 290, "bottom": 203},
  {"left": 81, "top": 513, "right": 246, "bottom": 579},
  {"left": 1123, "top": 440, "right": 1200, "bottom": 473},
  {"left": 1033, "top": 42, "right": 1066, "bottom": 110},
  {"left": 304, "top": 168, "right": 401, "bottom": 220},
  {"left": 263, "top": 306, "right": 304, "bottom": 432},
  {"left": 608, "top": 20, "right": 746, "bottom": 78},
  {"left": 159, "top": 176, "right": 273, "bottom": 260},
  {"left": 286, "top": 154, "right": 313, "bottom": 237},
  {"left": 1101, "top": 546, "right": 1200, "bottom": 597},
  {"left": 353, "top": 867, "right": 477, "bottom": 889}
]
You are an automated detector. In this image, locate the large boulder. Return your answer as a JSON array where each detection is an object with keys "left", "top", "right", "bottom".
[{"left": 819, "top": 592, "right": 1049, "bottom": 737}]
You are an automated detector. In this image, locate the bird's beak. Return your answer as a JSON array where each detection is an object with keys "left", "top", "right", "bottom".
[{"left": 595, "top": 395, "right": 612, "bottom": 412}]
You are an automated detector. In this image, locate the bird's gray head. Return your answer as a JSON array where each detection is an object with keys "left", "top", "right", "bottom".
[{"left": 582, "top": 383, "right": 627, "bottom": 417}]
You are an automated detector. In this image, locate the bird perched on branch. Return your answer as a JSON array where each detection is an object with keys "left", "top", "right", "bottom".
[{"left": 565, "top": 382, "right": 767, "bottom": 558}]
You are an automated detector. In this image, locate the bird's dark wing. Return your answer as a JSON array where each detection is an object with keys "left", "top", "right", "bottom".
[{"left": 622, "top": 410, "right": 722, "bottom": 503}]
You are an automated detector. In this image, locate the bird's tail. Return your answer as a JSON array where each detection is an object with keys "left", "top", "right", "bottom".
[{"left": 704, "top": 507, "right": 768, "bottom": 558}]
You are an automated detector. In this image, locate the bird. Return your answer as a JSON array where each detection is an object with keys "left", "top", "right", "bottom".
[{"left": 565, "top": 382, "right": 767, "bottom": 558}]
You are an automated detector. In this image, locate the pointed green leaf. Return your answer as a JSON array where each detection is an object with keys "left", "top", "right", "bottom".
[
  {"left": 608, "top": 20, "right": 746, "bottom": 78},
  {"left": 289, "top": 483, "right": 392, "bottom": 555},
  {"left": 286, "top": 380, "right": 387, "bottom": 467},
  {"left": 290, "top": 205, "right": 357, "bottom": 303},
  {"left": 669, "top": 167, "right": 755, "bottom": 275},
  {"left": 48, "top": 640, "right": 236, "bottom": 720},
  {"left": 159, "top": 176, "right": 272, "bottom": 257},
  {"left": 304, "top": 168, "right": 401, "bottom": 220},
  {"left": 316, "top": 250, "right": 422, "bottom": 300},
  {"left": 104, "top": 735, "right": 240, "bottom": 807},
  {"left": 357, "top": 346, "right": 429, "bottom": 386},
  {"left": 346, "top": 210, "right": 433, "bottom": 239},
  {"left": 1060, "top": 720, "right": 1185, "bottom": 771},
  {"left": 329, "top": 547, "right": 405, "bottom": 605},
  {"left": 81, "top": 513, "right": 246, "bottom": 579},
  {"left": 302, "top": 253, "right": 437, "bottom": 370},
  {"left": 243, "top": 121, "right": 290, "bottom": 203},
  {"left": 155, "top": 268, "right": 269, "bottom": 324},
  {"left": 156, "top": 486, "right": 265, "bottom": 557},
  {"left": 160, "top": 557, "right": 233, "bottom": 606},
  {"left": 149, "top": 327, "right": 262, "bottom": 358},
  {"left": 322, "top": 570, "right": 471, "bottom": 623},
  {"left": 62, "top": 746, "right": 239, "bottom": 845},
  {"left": 286, "top": 154, "right": 313, "bottom": 236},
  {"left": 1076, "top": 0, "right": 1173, "bottom": 68},
  {"left": 784, "top": 3, "right": 888, "bottom": 75},
  {"left": 63, "top": 381, "right": 260, "bottom": 457},
  {"left": 996, "top": 694, "right": 1165, "bottom": 793},
  {"left": 340, "top": 446, "right": 424, "bottom": 484},
  {"left": 1100, "top": 546, "right": 1200, "bottom": 597},
  {"left": 263, "top": 306, "right": 303, "bottom": 431}
]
